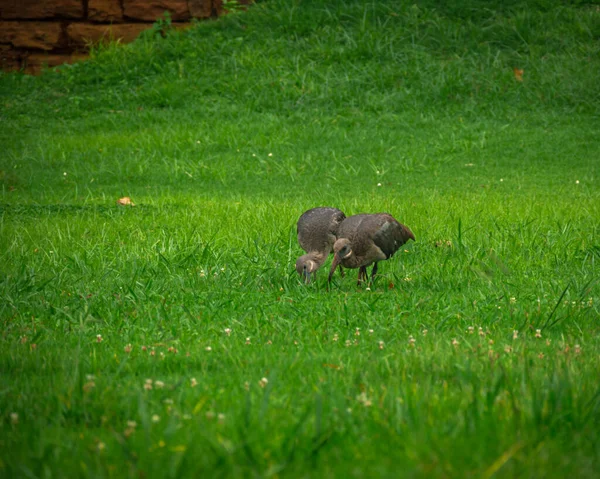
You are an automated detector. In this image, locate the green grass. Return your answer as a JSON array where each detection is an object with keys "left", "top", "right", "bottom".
[{"left": 1, "top": 0, "right": 599, "bottom": 476}]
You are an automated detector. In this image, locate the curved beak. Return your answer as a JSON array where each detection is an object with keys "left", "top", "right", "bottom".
[
  {"left": 328, "top": 254, "right": 341, "bottom": 283},
  {"left": 303, "top": 270, "right": 312, "bottom": 284}
]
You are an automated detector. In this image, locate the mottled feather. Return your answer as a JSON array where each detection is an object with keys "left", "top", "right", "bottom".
[
  {"left": 329, "top": 213, "right": 415, "bottom": 285},
  {"left": 297, "top": 207, "right": 346, "bottom": 254}
]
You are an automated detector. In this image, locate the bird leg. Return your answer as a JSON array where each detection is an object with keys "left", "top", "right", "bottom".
[
  {"left": 370, "top": 262, "right": 378, "bottom": 284},
  {"left": 357, "top": 266, "right": 368, "bottom": 286}
]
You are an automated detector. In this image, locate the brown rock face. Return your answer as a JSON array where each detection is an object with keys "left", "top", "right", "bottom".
[
  {"left": 0, "top": 44, "right": 22, "bottom": 71},
  {"left": 25, "top": 51, "right": 88, "bottom": 74},
  {"left": 88, "top": 0, "right": 124, "bottom": 23},
  {"left": 67, "top": 23, "right": 151, "bottom": 46},
  {"left": 0, "top": 0, "right": 84, "bottom": 19},
  {"left": 0, "top": 21, "right": 63, "bottom": 50},
  {"left": 188, "top": 0, "right": 212, "bottom": 18},
  {"left": 123, "top": 0, "right": 190, "bottom": 21}
]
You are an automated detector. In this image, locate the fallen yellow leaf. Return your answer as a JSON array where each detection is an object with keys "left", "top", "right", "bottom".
[
  {"left": 117, "top": 197, "right": 135, "bottom": 206},
  {"left": 513, "top": 67, "right": 524, "bottom": 82}
]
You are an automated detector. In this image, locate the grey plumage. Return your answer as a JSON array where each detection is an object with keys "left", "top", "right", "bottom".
[
  {"left": 328, "top": 213, "right": 415, "bottom": 285},
  {"left": 296, "top": 207, "right": 346, "bottom": 282}
]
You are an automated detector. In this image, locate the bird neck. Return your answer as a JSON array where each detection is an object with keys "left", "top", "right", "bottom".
[
  {"left": 307, "top": 251, "right": 327, "bottom": 267},
  {"left": 341, "top": 254, "right": 362, "bottom": 269}
]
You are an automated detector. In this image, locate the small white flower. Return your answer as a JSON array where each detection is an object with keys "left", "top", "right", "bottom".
[
  {"left": 154, "top": 380, "right": 165, "bottom": 389},
  {"left": 356, "top": 392, "right": 372, "bottom": 407},
  {"left": 190, "top": 377, "right": 198, "bottom": 387},
  {"left": 151, "top": 414, "right": 160, "bottom": 423},
  {"left": 575, "top": 180, "right": 580, "bottom": 184},
  {"left": 205, "top": 346, "right": 212, "bottom": 351},
  {"left": 535, "top": 329, "right": 542, "bottom": 338},
  {"left": 259, "top": 377, "right": 268, "bottom": 388},
  {"left": 377, "top": 183, "right": 382, "bottom": 187}
]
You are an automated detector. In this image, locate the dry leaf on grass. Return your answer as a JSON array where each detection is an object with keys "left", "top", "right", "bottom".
[
  {"left": 513, "top": 67, "right": 524, "bottom": 82},
  {"left": 117, "top": 197, "right": 135, "bottom": 206}
]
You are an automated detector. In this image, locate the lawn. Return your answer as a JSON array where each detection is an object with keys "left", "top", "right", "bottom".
[{"left": 1, "top": 0, "right": 599, "bottom": 477}]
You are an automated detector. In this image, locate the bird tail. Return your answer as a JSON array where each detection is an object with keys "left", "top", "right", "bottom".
[{"left": 403, "top": 225, "right": 415, "bottom": 242}]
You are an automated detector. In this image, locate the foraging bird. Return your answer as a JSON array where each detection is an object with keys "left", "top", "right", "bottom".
[
  {"left": 296, "top": 207, "right": 346, "bottom": 283},
  {"left": 328, "top": 213, "right": 415, "bottom": 286}
]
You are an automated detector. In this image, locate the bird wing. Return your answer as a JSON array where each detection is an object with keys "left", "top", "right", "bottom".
[
  {"left": 329, "top": 209, "right": 346, "bottom": 237},
  {"left": 373, "top": 216, "right": 415, "bottom": 259},
  {"left": 297, "top": 207, "right": 346, "bottom": 253}
]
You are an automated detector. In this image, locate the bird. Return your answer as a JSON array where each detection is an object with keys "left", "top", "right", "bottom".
[
  {"left": 296, "top": 207, "right": 346, "bottom": 283},
  {"left": 328, "top": 213, "right": 415, "bottom": 286}
]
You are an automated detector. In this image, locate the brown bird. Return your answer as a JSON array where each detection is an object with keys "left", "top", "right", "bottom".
[
  {"left": 296, "top": 207, "right": 346, "bottom": 283},
  {"left": 328, "top": 213, "right": 415, "bottom": 286}
]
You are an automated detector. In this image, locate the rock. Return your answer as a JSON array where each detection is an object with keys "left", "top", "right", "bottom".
[
  {"left": 0, "top": 21, "right": 63, "bottom": 50},
  {"left": 67, "top": 23, "right": 151, "bottom": 46},
  {"left": 0, "top": 45, "right": 22, "bottom": 71},
  {"left": 24, "top": 51, "right": 88, "bottom": 74},
  {"left": 123, "top": 0, "right": 190, "bottom": 22},
  {"left": 212, "top": 0, "right": 223, "bottom": 15},
  {"left": 0, "top": 0, "right": 84, "bottom": 19},
  {"left": 188, "top": 0, "right": 212, "bottom": 18},
  {"left": 88, "top": 0, "right": 123, "bottom": 23}
]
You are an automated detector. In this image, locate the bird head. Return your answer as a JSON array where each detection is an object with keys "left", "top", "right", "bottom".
[
  {"left": 328, "top": 239, "right": 352, "bottom": 283},
  {"left": 296, "top": 255, "right": 318, "bottom": 283}
]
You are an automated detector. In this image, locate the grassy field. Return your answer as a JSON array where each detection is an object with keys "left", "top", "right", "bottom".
[{"left": 1, "top": 0, "right": 599, "bottom": 476}]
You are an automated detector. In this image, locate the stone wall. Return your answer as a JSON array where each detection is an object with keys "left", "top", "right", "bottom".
[{"left": 0, "top": 1, "right": 238, "bottom": 74}]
